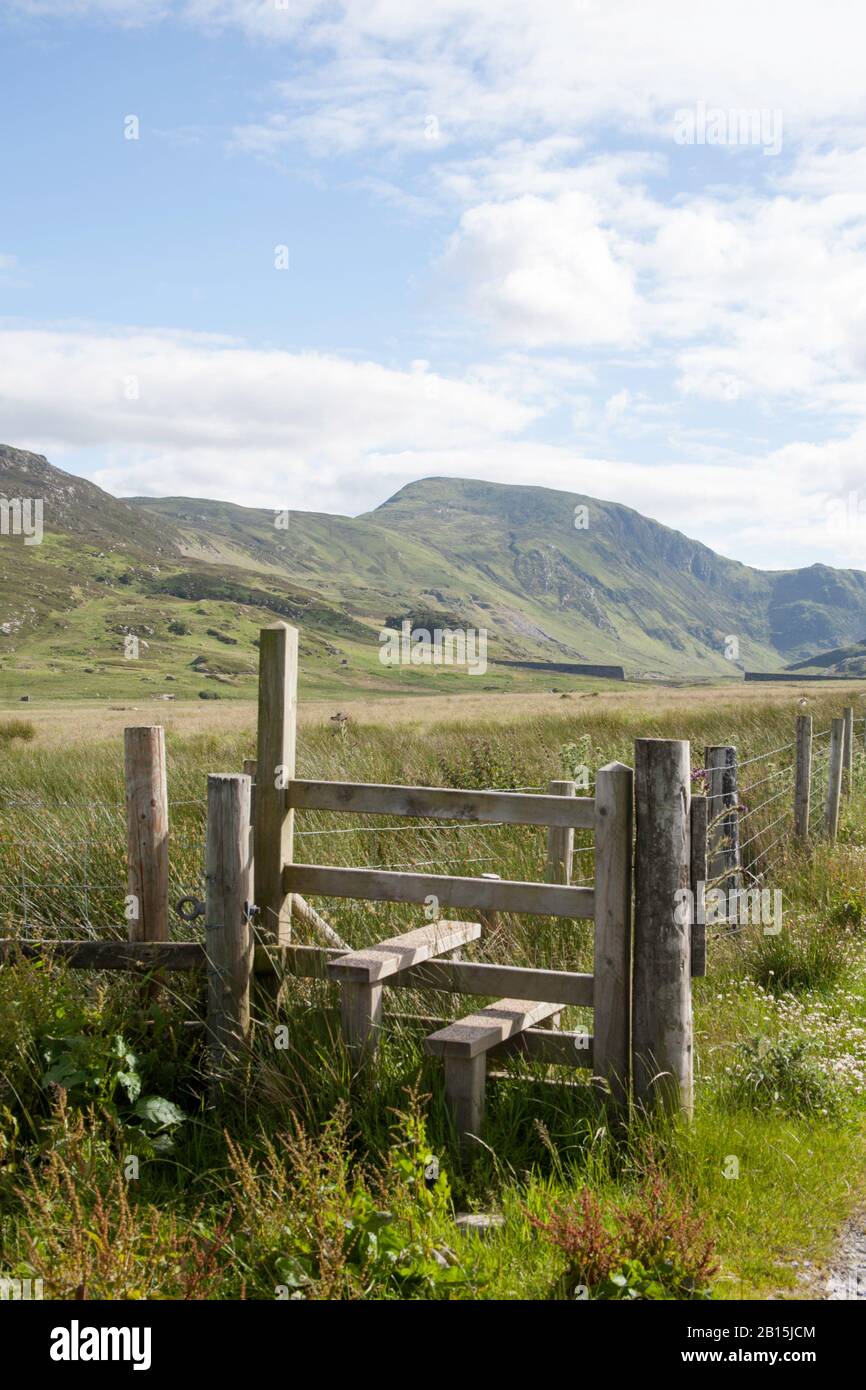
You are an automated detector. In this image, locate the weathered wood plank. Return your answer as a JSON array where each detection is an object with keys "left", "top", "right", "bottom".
[
  {"left": 286, "top": 779, "right": 595, "bottom": 829},
  {"left": 124, "top": 726, "right": 169, "bottom": 944},
  {"left": 340, "top": 981, "right": 383, "bottom": 1063},
  {"left": 593, "top": 761, "right": 633, "bottom": 1107},
  {"left": 328, "top": 920, "right": 482, "bottom": 984},
  {"left": 385, "top": 1012, "right": 594, "bottom": 1066},
  {"left": 0, "top": 939, "right": 205, "bottom": 971},
  {"left": 255, "top": 624, "right": 298, "bottom": 944},
  {"left": 397, "top": 958, "right": 593, "bottom": 1006},
  {"left": 545, "top": 779, "right": 575, "bottom": 883},
  {"left": 689, "top": 793, "right": 708, "bottom": 978},
  {"left": 425, "top": 997, "right": 561, "bottom": 1059},
  {"left": 253, "top": 943, "right": 342, "bottom": 976},
  {"left": 843, "top": 706, "right": 854, "bottom": 798},
  {"left": 705, "top": 744, "right": 739, "bottom": 891},
  {"left": 444, "top": 1054, "right": 486, "bottom": 1149},
  {"left": 826, "top": 717, "right": 845, "bottom": 840},
  {"left": 794, "top": 715, "right": 812, "bottom": 839},
  {"left": 633, "top": 738, "right": 693, "bottom": 1117},
  {"left": 205, "top": 773, "right": 254, "bottom": 1079},
  {"left": 283, "top": 864, "right": 594, "bottom": 919}
]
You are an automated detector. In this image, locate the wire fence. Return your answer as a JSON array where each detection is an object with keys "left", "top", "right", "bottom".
[
  {"left": 0, "top": 766, "right": 599, "bottom": 936},
  {"left": 2, "top": 713, "right": 864, "bottom": 950}
]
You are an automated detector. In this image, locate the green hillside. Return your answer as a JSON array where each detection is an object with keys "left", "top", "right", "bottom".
[
  {"left": 786, "top": 637, "right": 866, "bottom": 677},
  {"left": 4, "top": 444, "right": 866, "bottom": 701}
]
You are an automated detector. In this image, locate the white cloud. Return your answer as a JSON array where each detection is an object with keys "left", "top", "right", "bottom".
[
  {"left": 222, "top": 0, "right": 866, "bottom": 155},
  {"left": 0, "top": 326, "right": 535, "bottom": 510},
  {"left": 445, "top": 193, "right": 639, "bottom": 348}
]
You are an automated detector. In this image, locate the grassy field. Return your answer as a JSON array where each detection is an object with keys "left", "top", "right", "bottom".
[{"left": 1, "top": 686, "right": 865, "bottom": 1300}]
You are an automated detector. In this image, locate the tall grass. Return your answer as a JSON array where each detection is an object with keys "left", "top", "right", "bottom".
[{"left": 1, "top": 692, "right": 866, "bottom": 1298}]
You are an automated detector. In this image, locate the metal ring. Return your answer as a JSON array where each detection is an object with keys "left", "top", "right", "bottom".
[{"left": 175, "top": 895, "right": 205, "bottom": 922}]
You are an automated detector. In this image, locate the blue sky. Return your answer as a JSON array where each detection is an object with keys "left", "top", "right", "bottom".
[{"left": 2, "top": 0, "right": 866, "bottom": 570}]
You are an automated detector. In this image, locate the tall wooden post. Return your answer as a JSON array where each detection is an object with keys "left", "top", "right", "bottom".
[
  {"left": 255, "top": 624, "right": 298, "bottom": 944},
  {"left": 633, "top": 739, "right": 693, "bottom": 1117},
  {"left": 205, "top": 773, "right": 253, "bottom": 1087},
  {"left": 794, "top": 715, "right": 812, "bottom": 839},
  {"left": 689, "top": 794, "right": 708, "bottom": 978},
  {"left": 593, "top": 762, "right": 633, "bottom": 1110},
  {"left": 843, "top": 706, "right": 854, "bottom": 798},
  {"left": 243, "top": 757, "right": 257, "bottom": 893},
  {"left": 705, "top": 745, "right": 739, "bottom": 890},
  {"left": 124, "top": 726, "right": 169, "bottom": 944},
  {"left": 546, "top": 779, "right": 576, "bottom": 884},
  {"left": 826, "top": 718, "right": 845, "bottom": 841}
]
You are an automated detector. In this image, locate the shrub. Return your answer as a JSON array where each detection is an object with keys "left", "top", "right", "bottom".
[
  {"left": 531, "top": 1173, "right": 718, "bottom": 1300},
  {"left": 12, "top": 1100, "right": 231, "bottom": 1300},
  {"left": 721, "top": 1035, "right": 846, "bottom": 1119},
  {"left": 226, "top": 1101, "right": 478, "bottom": 1300},
  {"left": 744, "top": 921, "right": 851, "bottom": 996},
  {"left": 0, "top": 719, "right": 35, "bottom": 744},
  {"left": 437, "top": 737, "right": 531, "bottom": 791}
]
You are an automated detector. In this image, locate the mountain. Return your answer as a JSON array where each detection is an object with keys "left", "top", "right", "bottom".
[
  {"left": 786, "top": 637, "right": 866, "bottom": 678},
  {"left": 3, "top": 443, "right": 866, "bottom": 701}
]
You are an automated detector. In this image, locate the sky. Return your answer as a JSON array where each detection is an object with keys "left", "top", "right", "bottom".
[{"left": 2, "top": 0, "right": 866, "bottom": 569}]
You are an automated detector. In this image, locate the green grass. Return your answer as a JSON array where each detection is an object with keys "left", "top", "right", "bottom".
[{"left": 1, "top": 698, "right": 865, "bottom": 1299}]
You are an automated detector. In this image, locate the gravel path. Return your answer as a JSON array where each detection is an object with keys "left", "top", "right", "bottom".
[{"left": 824, "top": 1218, "right": 866, "bottom": 1299}]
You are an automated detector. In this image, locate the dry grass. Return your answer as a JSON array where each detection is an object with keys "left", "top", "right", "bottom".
[{"left": 5, "top": 678, "right": 866, "bottom": 748}]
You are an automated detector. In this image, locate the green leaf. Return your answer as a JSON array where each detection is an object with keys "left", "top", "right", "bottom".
[{"left": 133, "top": 1096, "right": 186, "bottom": 1131}]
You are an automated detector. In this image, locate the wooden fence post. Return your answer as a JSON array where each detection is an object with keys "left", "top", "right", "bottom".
[
  {"left": 843, "top": 706, "right": 854, "bottom": 797},
  {"left": 205, "top": 773, "right": 253, "bottom": 1089},
  {"left": 243, "top": 757, "right": 257, "bottom": 893},
  {"left": 593, "top": 762, "right": 633, "bottom": 1110},
  {"left": 633, "top": 739, "right": 693, "bottom": 1117},
  {"left": 826, "top": 717, "right": 845, "bottom": 841},
  {"left": 254, "top": 623, "right": 298, "bottom": 944},
  {"left": 705, "top": 744, "right": 739, "bottom": 890},
  {"left": 546, "top": 779, "right": 576, "bottom": 884},
  {"left": 124, "top": 726, "right": 169, "bottom": 944},
  {"left": 689, "top": 794, "right": 708, "bottom": 978},
  {"left": 794, "top": 715, "right": 812, "bottom": 839}
]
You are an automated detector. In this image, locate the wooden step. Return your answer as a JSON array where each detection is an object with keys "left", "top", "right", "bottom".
[
  {"left": 424, "top": 997, "right": 561, "bottom": 1059},
  {"left": 327, "top": 919, "right": 481, "bottom": 985}
]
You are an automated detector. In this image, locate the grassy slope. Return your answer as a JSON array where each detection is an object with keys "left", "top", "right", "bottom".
[
  {"left": 8, "top": 446, "right": 866, "bottom": 698},
  {"left": 1, "top": 690, "right": 865, "bottom": 1300}
]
